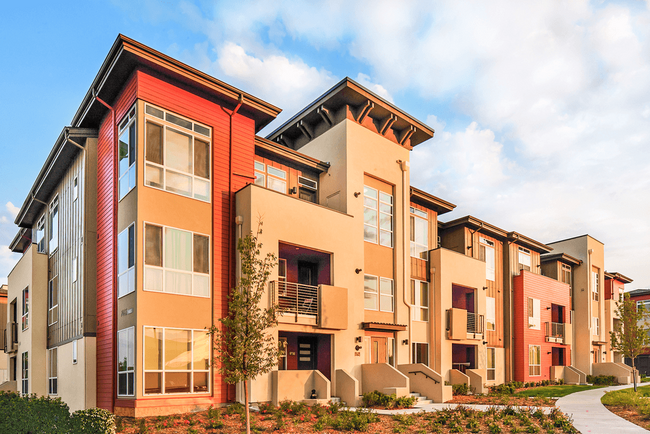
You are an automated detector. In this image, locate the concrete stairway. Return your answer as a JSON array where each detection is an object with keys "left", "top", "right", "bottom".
[{"left": 410, "top": 392, "right": 432, "bottom": 406}]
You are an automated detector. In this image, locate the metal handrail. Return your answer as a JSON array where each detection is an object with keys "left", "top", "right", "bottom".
[
  {"left": 408, "top": 370, "right": 440, "bottom": 384},
  {"left": 271, "top": 281, "right": 319, "bottom": 320},
  {"left": 546, "top": 321, "right": 565, "bottom": 338},
  {"left": 467, "top": 312, "right": 484, "bottom": 334}
]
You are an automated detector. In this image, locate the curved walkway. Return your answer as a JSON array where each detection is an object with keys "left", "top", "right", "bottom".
[{"left": 555, "top": 384, "right": 648, "bottom": 433}]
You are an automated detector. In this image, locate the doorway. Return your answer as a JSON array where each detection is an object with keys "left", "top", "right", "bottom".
[
  {"left": 552, "top": 347, "right": 565, "bottom": 366},
  {"left": 371, "top": 337, "right": 388, "bottom": 364},
  {"left": 297, "top": 336, "right": 317, "bottom": 370},
  {"left": 297, "top": 261, "right": 318, "bottom": 286}
]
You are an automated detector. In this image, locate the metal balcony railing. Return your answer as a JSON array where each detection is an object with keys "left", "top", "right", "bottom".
[
  {"left": 546, "top": 322, "right": 565, "bottom": 339},
  {"left": 271, "top": 281, "right": 318, "bottom": 320},
  {"left": 467, "top": 312, "right": 484, "bottom": 334}
]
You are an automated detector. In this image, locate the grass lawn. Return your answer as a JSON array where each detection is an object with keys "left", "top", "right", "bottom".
[
  {"left": 515, "top": 384, "right": 605, "bottom": 398},
  {"left": 601, "top": 385, "right": 650, "bottom": 430}
]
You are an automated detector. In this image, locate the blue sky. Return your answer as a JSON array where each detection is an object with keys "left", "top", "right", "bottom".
[{"left": 1, "top": 1, "right": 649, "bottom": 288}]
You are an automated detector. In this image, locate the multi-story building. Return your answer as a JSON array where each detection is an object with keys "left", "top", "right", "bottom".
[
  {"left": 625, "top": 288, "right": 650, "bottom": 376},
  {"left": 1, "top": 34, "right": 637, "bottom": 415},
  {"left": 0, "top": 284, "right": 7, "bottom": 383}
]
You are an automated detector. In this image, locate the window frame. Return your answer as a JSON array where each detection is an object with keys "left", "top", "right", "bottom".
[
  {"left": 561, "top": 263, "right": 572, "bottom": 296},
  {"left": 117, "top": 327, "right": 135, "bottom": 397},
  {"left": 528, "top": 297, "right": 540, "bottom": 330},
  {"left": 118, "top": 104, "right": 137, "bottom": 201},
  {"left": 411, "top": 342, "right": 429, "bottom": 365},
  {"left": 479, "top": 237, "right": 495, "bottom": 281},
  {"left": 363, "top": 275, "right": 394, "bottom": 312},
  {"left": 528, "top": 345, "right": 541, "bottom": 377},
  {"left": 411, "top": 279, "right": 429, "bottom": 322},
  {"left": 21, "top": 287, "right": 29, "bottom": 331},
  {"left": 143, "top": 222, "right": 211, "bottom": 298},
  {"left": 144, "top": 103, "right": 212, "bottom": 203},
  {"left": 593, "top": 317, "right": 599, "bottom": 335},
  {"left": 49, "top": 197, "right": 59, "bottom": 255},
  {"left": 118, "top": 223, "right": 136, "bottom": 298},
  {"left": 48, "top": 348, "right": 57, "bottom": 395},
  {"left": 410, "top": 207, "right": 428, "bottom": 259},
  {"left": 518, "top": 247, "right": 531, "bottom": 271},
  {"left": 592, "top": 271, "right": 599, "bottom": 301},
  {"left": 486, "top": 296, "right": 496, "bottom": 331},
  {"left": 254, "top": 161, "right": 288, "bottom": 194},
  {"left": 487, "top": 347, "right": 496, "bottom": 381},
  {"left": 21, "top": 351, "right": 28, "bottom": 395},
  {"left": 363, "top": 185, "right": 393, "bottom": 248},
  {"left": 36, "top": 215, "right": 46, "bottom": 253},
  {"left": 48, "top": 277, "right": 58, "bottom": 326},
  {"left": 142, "top": 326, "right": 211, "bottom": 396}
]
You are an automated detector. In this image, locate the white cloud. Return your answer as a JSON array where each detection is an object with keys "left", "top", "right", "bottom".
[
  {"left": 5, "top": 202, "right": 19, "bottom": 219},
  {"left": 354, "top": 73, "right": 393, "bottom": 103}
]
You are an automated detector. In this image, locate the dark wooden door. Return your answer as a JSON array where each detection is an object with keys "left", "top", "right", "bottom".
[
  {"left": 298, "top": 261, "right": 318, "bottom": 286},
  {"left": 297, "top": 337, "right": 317, "bottom": 370}
]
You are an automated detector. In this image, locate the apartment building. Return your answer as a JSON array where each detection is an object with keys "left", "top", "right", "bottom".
[
  {"left": 0, "top": 285, "right": 7, "bottom": 383},
  {"left": 2, "top": 34, "right": 637, "bottom": 415},
  {"left": 625, "top": 288, "right": 650, "bottom": 376}
]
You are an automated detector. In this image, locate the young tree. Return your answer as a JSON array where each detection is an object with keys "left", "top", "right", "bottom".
[
  {"left": 210, "top": 223, "right": 281, "bottom": 434},
  {"left": 610, "top": 293, "right": 650, "bottom": 391}
]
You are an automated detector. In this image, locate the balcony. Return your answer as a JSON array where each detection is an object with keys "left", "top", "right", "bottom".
[
  {"left": 545, "top": 321, "right": 571, "bottom": 345},
  {"left": 4, "top": 321, "right": 17, "bottom": 353},
  {"left": 270, "top": 281, "right": 348, "bottom": 330},
  {"left": 446, "top": 308, "right": 484, "bottom": 340}
]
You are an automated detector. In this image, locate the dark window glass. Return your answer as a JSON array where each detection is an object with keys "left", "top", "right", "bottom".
[
  {"left": 194, "top": 139, "right": 210, "bottom": 179},
  {"left": 128, "top": 225, "right": 135, "bottom": 268},
  {"left": 193, "top": 235, "right": 209, "bottom": 274},
  {"left": 146, "top": 122, "right": 163, "bottom": 165},
  {"left": 145, "top": 225, "right": 162, "bottom": 267},
  {"left": 128, "top": 123, "right": 136, "bottom": 166}
]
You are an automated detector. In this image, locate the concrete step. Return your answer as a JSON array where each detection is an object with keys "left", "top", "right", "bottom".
[
  {"left": 410, "top": 393, "right": 432, "bottom": 406},
  {"left": 330, "top": 397, "right": 341, "bottom": 403}
]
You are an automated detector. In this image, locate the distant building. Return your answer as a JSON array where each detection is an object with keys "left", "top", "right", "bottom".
[{"left": 626, "top": 288, "right": 650, "bottom": 376}]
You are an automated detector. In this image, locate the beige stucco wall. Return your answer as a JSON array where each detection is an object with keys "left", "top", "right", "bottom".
[
  {"left": 547, "top": 236, "right": 605, "bottom": 374},
  {"left": 430, "top": 247, "right": 487, "bottom": 383},
  {"left": 52, "top": 337, "right": 96, "bottom": 411},
  {"left": 7, "top": 245, "right": 49, "bottom": 396}
]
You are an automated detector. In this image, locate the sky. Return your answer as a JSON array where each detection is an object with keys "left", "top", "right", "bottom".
[{"left": 1, "top": 0, "right": 649, "bottom": 288}]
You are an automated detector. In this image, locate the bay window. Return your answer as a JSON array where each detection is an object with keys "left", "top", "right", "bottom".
[
  {"left": 144, "top": 223, "right": 210, "bottom": 297},
  {"left": 145, "top": 104, "right": 211, "bottom": 202},
  {"left": 144, "top": 327, "right": 210, "bottom": 395},
  {"left": 118, "top": 105, "right": 136, "bottom": 200}
]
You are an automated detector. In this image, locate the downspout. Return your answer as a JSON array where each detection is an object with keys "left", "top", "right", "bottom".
[
  {"left": 504, "top": 237, "right": 515, "bottom": 382},
  {"left": 398, "top": 160, "right": 411, "bottom": 362},
  {"left": 93, "top": 89, "right": 117, "bottom": 412},
  {"left": 220, "top": 94, "right": 244, "bottom": 402},
  {"left": 587, "top": 248, "right": 593, "bottom": 370}
]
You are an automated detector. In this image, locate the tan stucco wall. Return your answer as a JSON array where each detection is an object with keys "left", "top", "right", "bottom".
[
  {"left": 53, "top": 338, "right": 96, "bottom": 411},
  {"left": 7, "top": 245, "right": 49, "bottom": 396}
]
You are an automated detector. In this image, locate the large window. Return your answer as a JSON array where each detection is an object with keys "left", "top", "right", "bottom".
[
  {"left": 363, "top": 275, "right": 393, "bottom": 312},
  {"left": 411, "top": 280, "right": 429, "bottom": 321},
  {"left": 36, "top": 215, "right": 46, "bottom": 253},
  {"left": 118, "top": 105, "right": 136, "bottom": 200},
  {"left": 518, "top": 247, "right": 531, "bottom": 272},
  {"left": 479, "top": 237, "right": 495, "bottom": 281},
  {"left": 48, "top": 277, "right": 58, "bottom": 326},
  {"left": 21, "top": 287, "right": 28, "bottom": 331},
  {"left": 592, "top": 270, "right": 599, "bottom": 301},
  {"left": 363, "top": 186, "right": 393, "bottom": 247},
  {"left": 48, "top": 348, "right": 57, "bottom": 395},
  {"left": 254, "top": 161, "right": 287, "bottom": 194},
  {"left": 486, "top": 297, "right": 495, "bottom": 331},
  {"left": 144, "top": 327, "right": 210, "bottom": 395},
  {"left": 117, "top": 327, "right": 135, "bottom": 397},
  {"left": 487, "top": 348, "right": 496, "bottom": 380},
  {"left": 144, "top": 224, "right": 210, "bottom": 297},
  {"left": 118, "top": 224, "right": 135, "bottom": 298},
  {"left": 412, "top": 342, "right": 429, "bottom": 365},
  {"left": 528, "top": 297, "right": 540, "bottom": 330},
  {"left": 21, "top": 352, "right": 28, "bottom": 395},
  {"left": 144, "top": 104, "right": 211, "bottom": 202},
  {"left": 529, "top": 345, "right": 541, "bottom": 376},
  {"left": 410, "top": 207, "right": 428, "bottom": 259},
  {"left": 592, "top": 317, "right": 599, "bottom": 335},
  {"left": 49, "top": 198, "right": 58, "bottom": 254},
  {"left": 561, "top": 264, "right": 572, "bottom": 296}
]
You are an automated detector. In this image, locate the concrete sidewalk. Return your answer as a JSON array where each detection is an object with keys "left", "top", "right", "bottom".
[{"left": 555, "top": 384, "right": 648, "bottom": 433}]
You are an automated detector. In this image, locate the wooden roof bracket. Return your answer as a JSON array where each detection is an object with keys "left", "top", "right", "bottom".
[
  {"left": 297, "top": 120, "right": 313, "bottom": 140},
  {"left": 398, "top": 125, "right": 416, "bottom": 145},
  {"left": 317, "top": 105, "right": 333, "bottom": 126},
  {"left": 355, "top": 100, "right": 374, "bottom": 124},
  {"left": 276, "top": 134, "right": 291, "bottom": 148},
  {"left": 380, "top": 114, "right": 397, "bottom": 135}
]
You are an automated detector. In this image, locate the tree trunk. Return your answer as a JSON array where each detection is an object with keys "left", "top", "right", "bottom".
[
  {"left": 633, "top": 357, "right": 637, "bottom": 392},
  {"left": 244, "top": 380, "right": 251, "bottom": 434}
]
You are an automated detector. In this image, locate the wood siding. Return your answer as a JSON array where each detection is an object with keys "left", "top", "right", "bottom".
[{"left": 96, "top": 73, "right": 138, "bottom": 412}]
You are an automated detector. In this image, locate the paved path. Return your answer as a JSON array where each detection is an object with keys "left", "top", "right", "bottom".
[{"left": 555, "top": 384, "right": 647, "bottom": 433}]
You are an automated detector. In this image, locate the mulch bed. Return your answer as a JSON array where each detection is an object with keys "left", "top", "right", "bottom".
[
  {"left": 603, "top": 405, "right": 650, "bottom": 430},
  {"left": 449, "top": 394, "right": 556, "bottom": 407}
]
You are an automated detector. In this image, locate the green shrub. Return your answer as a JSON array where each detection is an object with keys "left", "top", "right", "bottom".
[
  {"left": 361, "top": 390, "right": 416, "bottom": 409},
  {"left": 330, "top": 409, "right": 379, "bottom": 431},
  {"left": 0, "top": 391, "right": 72, "bottom": 434},
  {"left": 225, "top": 402, "right": 246, "bottom": 415},
  {"left": 70, "top": 408, "right": 116, "bottom": 434},
  {"left": 586, "top": 375, "right": 617, "bottom": 385},
  {"left": 489, "top": 382, "right": 517, "bottom": 395},
  {"left": 452, "top": 383, "right": 469, "bottom": 396}
]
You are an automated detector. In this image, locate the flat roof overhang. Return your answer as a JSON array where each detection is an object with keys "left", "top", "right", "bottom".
[
  {"left": 540, "top": 252, "right": 582, "bottom": 266},
  {"left": 410, "top": 187, "right": 456, "bottom": 216},
  {"left": 604, "top": 271, "right": 633, "bottom": 284},
  {"left": 362, "top": 322, "right": 407, "bottom": 332},
  {"left": 72, "top": 34, "right": 281, "bottom": 133}
]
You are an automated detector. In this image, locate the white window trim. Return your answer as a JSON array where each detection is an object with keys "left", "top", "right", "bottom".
[
  {"left": 518, "top": 247, "right": 531, "bottom": 269},
  {"left": 529, "top": 345, "right": 541, "bottom": 377},
  {"left": 142, "top": 326, "right": 211, "bottom": 396},
  {"left": 480, "top": 237, "right": 495, "bottom": 281},
  {"left": 255, "top": 161, "right": 288, "bottom": 194},
  {"left": 118, "top": 224, "right": 136, "bottom": 299},
  {"left": 49, "top": 197, "right": 59, "bottom": 256},
  {"left": 48, "top": 277, "right": 58, "bottom": 326},
  {"left": 21, "top": 287, "right": 29, "bottom": 332},
  {"left": 410, "top": 207, "right": 428, "bottom": 259},
  {"left": 118, "top": 104, "right": 137, "bottom": 201},
  {"left": 364, "top": 275, "right": 393, "bottom": 312},
  {"left": 144, "top": 103, "right": 212, "bottom": 203},
  {"left": 487, "top": 347, "right": 496, "bottom": 381},
  {"left": 364, "top": 274, "right": 379, "bottom": 311},
  {"left": 48, "top": 348, "right": 57, "bottom": 396},
  {"left": 528, "top": 297, "right": 540, "bottom": 330},
  {"left": 411, "top": 342, "right": 429, "bottom": 365},
  {"left": 363, "top": 185, "right": 393, "bottom": 248},
  {"left": 486, "top": 297, "right": 495, "bottom": 331},
  {"left": 21, "top": 351, "right": 28, "bottom": 395},
  {"left": 411, "top": 279, "right": 429, "bottom": 322},
  {"left": 143, "top": 222, "right": 211, "bottom": 298},
  {"left": 36, "top": 215, "right": 46, "bottom": 254},
  {"left": 593, "top": 317, "right": 600, "bottom": 335},
  {"left": 117, "top": 327, "right": 135, "bottom": 397}
]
